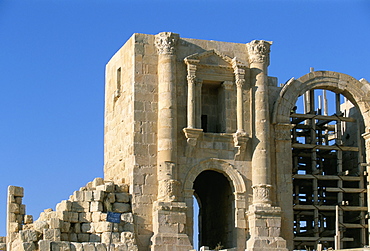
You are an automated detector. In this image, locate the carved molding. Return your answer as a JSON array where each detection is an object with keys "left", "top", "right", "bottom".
[
  {"left": 252, "top": 184, "right": 272, "bottom": 205},
  {"left": 247, "top": 40, "right": 272, "bottom": 65},
  {"left": 155, "top": 32, "right": 179, "bottom": 55},
  {"left": 233, "top": 131, "right": 249, "bottom": 160},
  {"left": 183, "top": 128, "right": 203, "bottom": 146}
]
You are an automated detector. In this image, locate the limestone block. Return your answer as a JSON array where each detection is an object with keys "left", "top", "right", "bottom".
[
  {"left": 101, "top": 232, "right": 120, "bottom": 244},
  {"left": 70, "top": 242, "right": 83, "bottom": 251},
  {"left": 8, "top": 222, "right": 19, "bottom": 232},
  {"left": 83, "top": 243, "right": 96, "bottom": 251},
  {"left": 115, "top": 184, "right": 129, "bottom": 193},
  {"left": 85, "top": 191, "right": 94, "bottom": 202},
  {"left": 8, "top": 212, "right": 16, "bottom": 222},
  {"left": 24, "top": 214, "right": 33, "bottom": 224},
  {"left": 8, "top": 203, "right": 20, "bottom": 213},
  {"left": 8, "top": 186, "right": 24, "bottom": 197},
  {"left": 38, "top": 240, "right": 51, "bottom": 251},
  {"left": 94, "top": 222, "right": 113, "bottom": 233},
  {"left": 69, "top": 233, "right": 78, "bottom": 242},
  {"left": 100, "top": 213, "right": 107, "bottom": 221},
  {"left": 93, "top": 191, "right": 105, "bottom": 202},
  {"left": 92, "top": 177, "right": 104, "bottom": 188},
  {"left": 112, "top": 203, "right": 130, "bottom": 213},
  {"left": 61, "top": 221, "right": 71, "bottom": 233},
  {"left": 74, "top": 223, "right": 81, "bottom": 233},
  {"left": 20, "top": 204, "right": 26, "bottom": 214},
  {"left": 96, "top": 183, "right": 114, "bottom": 193},
  {"left": 77, "top": 233, "right": 89, "bottom": 242},
  {"left": 106, "top": 193, "right": 116, "bottom": 203},
  {"left": 91, "top": 212, "right": 102, "bottom": 222},
  {"left": 17, "top": 214, "right": 24, "bottom": 224},
  {"left": 43, "top": 229, "right": 61, "bottom": 241},
  {"left": 90, "top": 202, "right": 103, "bottom": 212},
  {"left": 73, "top": 191, "right": 85, "bottom": 202},
  {"left": 121, "top": 213, "right": 134, "bottom": 223},
  {"left": 56, "top": 200, "right": 72, "bottom": 212},
  {"left": 95, "top": 243, "right": 107, "bottom": 251},
  {"left": 61, "top": 233, "right": 69, "bottom": 241},
  {"left": 20, "top": 229, "right": 38, "bottom": 242},
  {"left": 79, "top": 212, "right": 92, "bottom": 222},
  {"left": 90, "top": 233, "right": 101, "bottom": 242},
  {"left": 72, "top": 201, "right": 90, "bottom": 212},
  {"left": 115, "top": 193, "right": 130, "bottom": 203},
  {"left": 49, "top": 218, "right": 62, "bottom": 229},
  {"left": 166, "top": 213, "right": 186, "bottom": 224},
  {"left": 81, "top": 223, "right": 94, "bottom": 233},
  {"left": 18, "top": 242, "right": 36, "bottom": 251},
  {"left": 33, "top": 220, "right": 49, "bottom": 233},
  {"left": 51, "top": 241, "right": 70, "bottom": 251}
]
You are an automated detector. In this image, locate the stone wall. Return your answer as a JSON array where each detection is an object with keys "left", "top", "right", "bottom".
[{"left": 5, "top": 178, "right": 137, "bottom": 251}]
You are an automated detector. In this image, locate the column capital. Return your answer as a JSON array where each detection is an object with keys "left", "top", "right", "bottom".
[
  {"left": 155, "top": 32, "right": 179, "bottom": 55},
  {"left": 247, "top": 40, "right": 272, "bottom": 65}
]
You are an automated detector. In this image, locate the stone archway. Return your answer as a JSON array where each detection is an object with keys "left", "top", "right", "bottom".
[
  {"left": 272, "top": 71, "right": 370, "bottom": 249},
  {"left": 183, "top": 158, "right": 247, "bottom": 250}
]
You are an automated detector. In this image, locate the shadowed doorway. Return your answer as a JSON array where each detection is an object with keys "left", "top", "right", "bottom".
[{"left": 193, "top": 170, "right": 235, "bottom": 249}]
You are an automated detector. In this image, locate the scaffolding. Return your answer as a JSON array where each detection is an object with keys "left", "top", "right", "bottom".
[{"left": 291, "top": 90, "right": 368, "bottom": 250}]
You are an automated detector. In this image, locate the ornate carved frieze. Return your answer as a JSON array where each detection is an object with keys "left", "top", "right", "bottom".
[
  {"left": 155, "top": 32, "right": 179, "bottom": 55},
  {"left": 252, "top": 183, "right": 272, "bottom": 205},
  {"left": 247, "top": 40, "right": 272, "bottom": 65}
]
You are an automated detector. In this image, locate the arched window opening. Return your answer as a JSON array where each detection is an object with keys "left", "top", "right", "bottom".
[
  {"left": 193, "top": 170, "right": 235, "bottom": 249},
  {"left": 291, "top": 89, "right": 367, "bottom": 250}
]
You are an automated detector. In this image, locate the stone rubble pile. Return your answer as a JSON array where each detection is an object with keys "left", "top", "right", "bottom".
[{"left": 6, "top": 178, "right": 138, "bottom": 251}]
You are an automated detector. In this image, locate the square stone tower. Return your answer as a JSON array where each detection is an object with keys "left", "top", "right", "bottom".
[{"left": 104, "top": 32, "right": 288, "bottom": 251}]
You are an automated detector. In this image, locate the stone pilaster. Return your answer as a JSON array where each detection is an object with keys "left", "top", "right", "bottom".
[
  {"left": 151, "top": 32, "right": 192, "bottom": 251},
  {"left": 362, "top": 131, "right": 370, "bottom": 245},
  {"left": 246, "top": 40, "right": 287, "bottom": 251}
]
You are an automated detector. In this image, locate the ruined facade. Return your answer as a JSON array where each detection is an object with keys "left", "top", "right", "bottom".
[{"left": 3, "top": 32, "right": 370, "bottom": 251}]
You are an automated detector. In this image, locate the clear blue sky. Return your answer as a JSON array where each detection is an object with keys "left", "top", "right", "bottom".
[{"left": 0, "top": 0, "right": 369, "bottom": 237}]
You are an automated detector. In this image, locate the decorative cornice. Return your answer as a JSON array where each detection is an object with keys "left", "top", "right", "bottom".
[
  {"left": 155, "top": 32, "right": 179, "bottom": 55},
  {"left": 247, "top": 40, "right": 272, "bottom": 65}
]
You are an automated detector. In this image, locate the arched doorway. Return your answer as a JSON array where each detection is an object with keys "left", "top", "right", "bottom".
[{"left": 193, "top": 170, "right": 234, "bottom": 249}]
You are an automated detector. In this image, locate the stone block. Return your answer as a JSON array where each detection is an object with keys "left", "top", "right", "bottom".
[
  {"left": 95, "top": 243, "right": 107, "bottom": 251},
  {"left": 83, "top": 243, "right": 96, "bottom": 251},
  {"left": 106, "top": 193, "right": 116, "bottom": 203},
  {"left": 115, "top": 193, "right": 130, "bottom": 203},
  {"left": 61, "top": 221, "right": 71, "bottom": 233},
  {"left": 20, "top": 229, "right": 38, "bottom": 242},
  {"left": 85, "top": 191, "right": 94, "bottom": 201},
  {"left": 61, "top": 233, "right": 69, "bottom": 241},
  {"left": 73, "top": 191, "right": 85, "bottom": 202},
  {"left": 51, "top": 241, "right": 70, "bottom": 251},
  {"left": 38, "top": 240, "right": 51, "bottom": 251},
  {"left": 79, "top": 212, "right": 92, "bottom": 222},
  {"left": 20, "top": 204, "right": 26, "bottom": 214},
  {"left": 70, "top": 242, "right": 83, "bottom": 251},
  {"left": 24, "top": 214, "right": 33, "bottom": 224},
  {"left": 93, "top": 191, "right": 105, "bottom": 202},
  {"left": 101, "top": 232, "right": 120, "bottom": 244},
  {"left": 8, "top": 186, "right": 24, "bottom": 197},
  {"left": 89, "top": 233, "right": 101, "bottom": 242},
  {"left": 121, "top": 213, "right": 134, "bottom": 223},
  {"left": 81, "top": 223, "right": 94, "bottom": 233},
  {"left": 115, "top": 184, "right": 129, "bottom": 193},
  {"left": 69, "top": 233, "right": 78, "bottom": 242},
  {"left": 8, "top": 203, "right": 20, "bottom": 213},
  {"left": 73, "top": 223, "right": 81, "bottom": 233},
  {"left": 90, "top": 202, "right": 103, "bottom": 212},
  {"left": 77, "top": 233, "right": 89, "bottom": 242},
  {"left": 49, "top": 218, "right": 62, "bottom": 229},
  {"left": 33, "top": 220, "right": 49, "bottom": 233},
  {"left": 0, "top": 243, "right": 5, "bottom": 251},
  {"left": 72, "top": 201, "right": 90, "bottom": 212},
  {"left": 112, "top": 203, "right": 130, "bottom": 213},
  {"left": 56, "top": 200, "right": 72, "bottom": 212},
  {"left": 91, "top": 212, "right": 101, "bottom": 222},
  {"left": 43, "top": 229, "right": 61, "bottom": 241},
  {"left": 94, "top": 222, "right": 113, "bottom": 233},
  {"left": 92, "top": 177, "right": 104, "bottom": 188},
  {"left": 8, "top": 222, "right": 19, "bottom": 232}
]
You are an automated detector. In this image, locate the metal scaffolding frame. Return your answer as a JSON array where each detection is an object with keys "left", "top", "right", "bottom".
[{"left": 291, "top": 89, "right": 367, "bottom": 250}]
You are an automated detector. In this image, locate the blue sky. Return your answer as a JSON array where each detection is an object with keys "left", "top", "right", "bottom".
[{"left": 0, "top": 0, "right": 369, "bottom": 238}]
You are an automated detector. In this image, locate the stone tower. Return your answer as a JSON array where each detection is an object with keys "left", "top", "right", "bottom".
[{"left": 4, "top": 32, "right": 370, "bottom": 251}]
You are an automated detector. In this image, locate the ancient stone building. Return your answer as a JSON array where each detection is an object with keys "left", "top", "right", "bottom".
[{"left": 3, "top": 32, "right": 370, "bottom": 251}]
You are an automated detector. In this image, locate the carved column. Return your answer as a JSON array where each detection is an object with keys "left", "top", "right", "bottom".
[
  {"left": 151, "top": 32, "right": 192, "bottom": 251},
  {"left": 232, "top": 58, "right": 246, "bottom": 133},
  {"left": 246, "top": 40, "right": 287, "bottom": 251},
  {"left": 155, "top": 31, "right": 180, "bottom": 202}
]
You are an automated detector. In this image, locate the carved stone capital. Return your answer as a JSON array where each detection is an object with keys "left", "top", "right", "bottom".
[
  {"left": 155, "top": 32, "right": 179, "bottom": 55},
  {"left": 236, "top": 78, "right": 245, "bottom": 89},
  {"left": 247, "top": 40, "right": 272, "bottom": 65},
  {"left": 187, "top": 75, "right": 196, "bottom": 84},
  {"left": 252, "top": 184, "right": 272, "bottom": 205}
]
